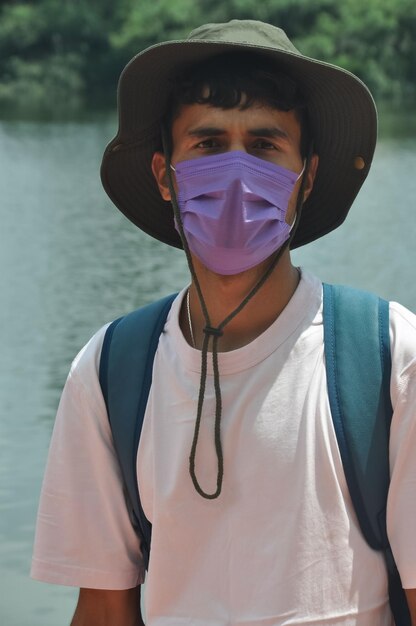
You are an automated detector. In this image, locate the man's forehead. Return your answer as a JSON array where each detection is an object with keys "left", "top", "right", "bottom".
[{"left": 171, "top": 102, "right": 301, "bottom": 141}]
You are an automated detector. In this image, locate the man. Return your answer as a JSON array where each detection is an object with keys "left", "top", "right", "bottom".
[{"left": 31, "top": 20, "right": 416, "bottom": 626}]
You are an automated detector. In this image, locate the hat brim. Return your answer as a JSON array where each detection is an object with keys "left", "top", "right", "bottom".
[{"left": 101, "top": 38, "right": 377, "bottom": 249}]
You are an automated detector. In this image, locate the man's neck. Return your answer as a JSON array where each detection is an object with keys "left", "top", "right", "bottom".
[{"left": 181, "top": 251, "right": 300, "bottom": 352}]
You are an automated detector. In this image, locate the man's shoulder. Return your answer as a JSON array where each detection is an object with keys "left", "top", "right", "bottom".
[
  {"left": 69, "top": 322, "right": 111, "bottom": 385},
  {"left": 389, "top": 300, "right": 416, "bottom": 380},
  {"left": 70, "top": 292, "right": 182, "bottom": 385},
  {"left": 390, "top": 300, "right": 416, "bottom": 331}
]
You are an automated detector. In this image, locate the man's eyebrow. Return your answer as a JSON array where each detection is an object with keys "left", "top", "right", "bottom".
[
  {"left": 247, "top": 127, "right": 289, "bottom": 140},
  {"left": 185, "top": 125, "right": 290, "bottom": 141},
  {"left": 187, "top": 126, "right": 226, "bottom": 137}
]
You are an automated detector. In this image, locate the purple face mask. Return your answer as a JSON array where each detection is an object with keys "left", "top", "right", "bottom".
[{"left": 173, "top": 150, "right": 303, "bottom": 275}]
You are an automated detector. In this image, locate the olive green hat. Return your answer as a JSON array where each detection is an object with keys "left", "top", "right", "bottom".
[{"left": 100, "top": 19, "right": 377, "bottom": 249}]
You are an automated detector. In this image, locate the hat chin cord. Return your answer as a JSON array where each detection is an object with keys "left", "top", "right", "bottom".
[{"left": 161, "top": 125, "right": 312, "bottom": 499}]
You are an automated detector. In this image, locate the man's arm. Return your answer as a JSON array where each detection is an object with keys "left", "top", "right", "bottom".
[
  {"left": 405, "top": 588, "right": 416, "bottom": 626},
  {"left": 70, "top": 587, "right": 145, "bottom": 626}
]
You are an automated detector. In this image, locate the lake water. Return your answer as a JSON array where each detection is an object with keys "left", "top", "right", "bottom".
[{"left": 0, "top": 111, "right": 415, "bottom": 625}]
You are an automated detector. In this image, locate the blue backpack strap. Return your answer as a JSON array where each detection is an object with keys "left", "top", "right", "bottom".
[
  {"left": 99, "top": 293, "right": 177, "bottom": 569},
  {"left": 323, "top": 283, "right": 410, "bottom": 625}
]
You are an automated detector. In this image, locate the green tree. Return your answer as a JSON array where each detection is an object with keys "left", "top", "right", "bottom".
[
  {"left": 110, "top": 0, "right": 202, "bottom": 56},
  {"left": 0, "top": 0, "right": 414, "bottom": 115}
]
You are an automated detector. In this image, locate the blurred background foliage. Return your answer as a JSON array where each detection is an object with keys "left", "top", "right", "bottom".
[{"left": 0, "top": 0, "right": 415, "bottom": 116}]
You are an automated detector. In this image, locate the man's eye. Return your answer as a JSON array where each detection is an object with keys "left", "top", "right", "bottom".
[
  {"left": 195, "top": 139, "right": 219, "bottom": 149},
  {"left": 253, "top": 140, "right": 276, "bottom": 150}
]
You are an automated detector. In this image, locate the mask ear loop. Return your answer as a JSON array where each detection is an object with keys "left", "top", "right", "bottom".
[
  {"left": 286, "top": 148, "right": 312, "bottom": 243},
  {"left": 162, "top": 124, "right": 313, "bottom": 500}
]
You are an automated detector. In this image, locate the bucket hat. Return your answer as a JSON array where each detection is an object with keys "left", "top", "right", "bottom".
[{"left": 100, "top": 19, "right": 377, "bottom": 249}]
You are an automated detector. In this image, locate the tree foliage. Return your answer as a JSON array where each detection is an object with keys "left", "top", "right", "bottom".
[{"left": 0, "top": 0, "right": 414, "bottom": 115}]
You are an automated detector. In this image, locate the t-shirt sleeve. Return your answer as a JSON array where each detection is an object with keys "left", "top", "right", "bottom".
[
  {"left": 387, "top": 302, "right": 416, "bottom": 589},
  {"left": 31, "top": 326, "right": 145, "bottom": 590}
]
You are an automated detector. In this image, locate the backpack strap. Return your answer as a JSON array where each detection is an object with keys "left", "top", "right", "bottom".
[
  {"left": 323, "top": 283, "right": 410, "bottom": 625},
  {"left": 99, "top": 293, "right": 177, "bottom": 568}
]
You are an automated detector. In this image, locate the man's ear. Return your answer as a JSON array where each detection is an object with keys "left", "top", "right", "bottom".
[
  {"left": 303, "top": 153, "right": 319, "bottom": 202},
  {"left": 151, "top": 152, "right": 172, "bottom": 201}
]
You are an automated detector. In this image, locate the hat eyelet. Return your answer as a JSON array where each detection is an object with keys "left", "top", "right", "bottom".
[{"left": 354, "top": 156, "right": 366, "bottom": 170}]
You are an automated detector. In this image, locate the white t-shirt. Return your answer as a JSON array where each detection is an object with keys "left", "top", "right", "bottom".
[{"left": 31, "top": 270, "right": 416, "bottom": 625}]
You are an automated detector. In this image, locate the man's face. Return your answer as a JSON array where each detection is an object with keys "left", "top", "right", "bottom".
[{"left": 152, "top": 100, "right": 317, "bottom": 227}]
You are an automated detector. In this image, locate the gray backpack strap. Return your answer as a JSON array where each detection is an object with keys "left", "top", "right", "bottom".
[
  {"left": 99, "top": 293, "right": 177, "bottom": 568},
  {"left": 323, "top": 283, "right": 409, "bottom": 625}
]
